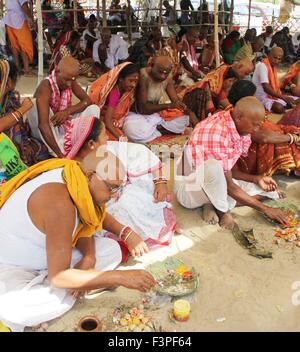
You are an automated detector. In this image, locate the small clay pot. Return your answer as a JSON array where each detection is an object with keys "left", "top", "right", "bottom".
[{"left": 77, "top": 316, "right": 102, "bottom": 332}]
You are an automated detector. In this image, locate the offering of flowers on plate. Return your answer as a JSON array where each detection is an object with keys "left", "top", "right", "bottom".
[
  {"left": 111, "top": 304, "right": 161, "bottom": 332},
  {"left": 147, "top": 258, "right": 199, "bottom": 297}
]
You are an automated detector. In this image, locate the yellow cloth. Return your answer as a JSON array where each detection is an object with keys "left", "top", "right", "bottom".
[
  {"left": 0, "top": 321, "right": 11, "bottom": 332},
  {"left": 234, "top": 43, "right": 255, "bottom": 62},
  {"left": 0, "top": 159, "right": 105, "bottom": 247}
]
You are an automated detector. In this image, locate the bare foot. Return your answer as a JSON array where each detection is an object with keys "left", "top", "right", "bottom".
[
  {"left": 175, "top": 223, "right": 184, "bottom": 234},
  {"left": 202, "top": 204, "right": 219, "bottom": 225},
  {"left": 219, "top": 212, "right": 235, "bottom": 230}
]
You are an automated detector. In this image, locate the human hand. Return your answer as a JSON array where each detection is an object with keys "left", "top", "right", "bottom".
[
  {"left": 256, "top": 176, "right": 278, "bottom": 192},
  {"left": 170, "top": 100, "right": 187, "bottom": 111},
  {"left": 20, "top": 97, "right": 34, "bottom": 115},
  {"left": 125, "top": 231, "right": 149, "bottom": 258},
  {"left": 119, "top": 270, "right": 156, "bottom": 292},
  {"left": 263, "top": 206, "right": 289, "bottom": 226},
  {"left": 153, "top": 182, "right": 168, "bottom": 203},
  {"left": 282, "top": 95, "right": 296, "bottom": 106},
  {"left": 50, "top": 110, "right": 70, "bottom": 126}
]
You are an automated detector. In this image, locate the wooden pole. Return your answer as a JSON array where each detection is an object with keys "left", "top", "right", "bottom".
[
  {"left": 127, "top": 0, "right": 132, "bottom": 43},
  {"left": 221, "top": 0, "right": 225, "bottom": 32},
  {"left": 97, "top": 0, "right": 100, "bottom": 22},
  {"left": 159, "top": 0, "right": 163, "bottom": 26},
  {"left": 214, "top": 0, "right": 220, "bottom": 67},
  {"left": 73, "top": 0, "right": 78, "bottom": 30},
  {"left": 248, "top": 0, "right": 252, "bottom": 29},
  {"left": 102, "top": 0, "right": 107, "bottom": 26},
  {"left": 229, "top": 0, "right": 234, "bottom": 30},
  {"left": 36, "top": 0, "right": 44, "bottom": 84},
  {"left": 0, "top": 0, "right": 3, "bottom": 18}
]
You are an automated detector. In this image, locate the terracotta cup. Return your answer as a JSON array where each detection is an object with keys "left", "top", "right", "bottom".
[{"left": 77, "top": 316, "right": 102, "bottom": 332}]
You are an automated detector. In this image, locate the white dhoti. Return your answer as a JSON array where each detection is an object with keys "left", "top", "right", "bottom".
[
  {"left": 175, "top": 159, "right": 279, "bottom": 213},
  {"left": 27, "top": 100, "right": 100, "bottom": 157},
  {"left": 122, "top": 112, "right": 189, "bottom": 143},
  {"left": 262, "top": 95, "right": 298, "bottom": 112},
  {"left": 0, "top": 235, "right": 121, "bottom": 332}
]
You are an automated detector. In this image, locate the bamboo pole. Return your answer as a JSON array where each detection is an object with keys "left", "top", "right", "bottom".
[
  {"left": 73, "top": 0, "right": 78, "bottom": 30},
  {"left": 36, "top": 0, "right": 44, "bottom": 84},
  {"left": 221, "top": 0, "right": 225, "bottom": 31},
  {"left": 248, "top": 0, "right": 252, "bottom": 29},
  {"left": 102, "top": 0, "right": 107, "bottom": 26},
  {"left": 214, "top": 0, "right": 220, "bottom": 67},
  {"left": 229, "top": 0, "right": 234, "bottom": 30},
  {"left": 159, "top": 0, "right": 163, "bottom": 26},
  {"left": 127, "top": 0, "right": 132, "bottom": 43},
  {"left": 0, "top": 0, "right": 3, "bottom": 18},
  {"left": 97, "top": 0, "right": 100, "bottom": 21}
]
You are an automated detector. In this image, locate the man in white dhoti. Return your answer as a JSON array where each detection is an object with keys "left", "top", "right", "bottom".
[
  {"left": 92, "top": 27, "right": 129, "bottom": 72},
  {"left": 27, "top": 56, "right": 100, "bottom": 158},
  {"left": 0, "top": 158, "right": 155, "bottom": 331},
  {"left": 252, "top": 47, "right": 299, "bottom": 114},
  {"left": 174, "top": 97, "right": 288, "bottom": 229},
  {"left": 123, "top": 56, "right": 190, "bottom": 143}
]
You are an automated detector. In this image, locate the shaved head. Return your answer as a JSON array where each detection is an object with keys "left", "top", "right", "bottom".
[
  {"left": 80, "top": 148, "right": 126, "bottom": 206},
  {"left": 233, "top": 97, "right": 265, "bottom": 135},
  {"left": 270, "top": 47, "right": 284, "bottom": 57},
  {"left": 153, "top": 55, "right": 173, "bottom": 68},
  {"left": 81, "top": 148, "right": 126, "bottom": 185},
  {"left": 56, "top": 56, "right": 80, "bottom": 90},
  {"left": 150, "top": 56, "right": 173, "bottom": 82},
  {"left": 233, "top": 58, "right": 254, "bottom": 79},
  {"left": 252, "top": 36, "right": 265, "bottom": 53},
  {"left": 57, "top": 56, "right": 80, "bottom": 76},
  {"left": 235, "top": 96, "right": 265, "bottom": 118},
  {"left": 269, "top": 47, "right": 284, "bottom": 67}
]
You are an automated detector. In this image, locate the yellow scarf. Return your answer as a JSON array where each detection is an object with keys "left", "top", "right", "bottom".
[{"left": 0, "top": 159, "right": 105, "bottom": 247}]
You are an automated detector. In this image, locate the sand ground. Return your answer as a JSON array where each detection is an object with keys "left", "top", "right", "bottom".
[{"left": 17, "top": 72, "right": 300, "bottom": 332}]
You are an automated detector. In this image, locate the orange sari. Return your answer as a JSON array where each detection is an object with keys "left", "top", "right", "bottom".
[
  {"left": 88, "top": 62, "right": 135, "bottom": 140},
  {"left": 160, "top": 64, "right": 229, "bottom": 121},
  {"left": 238, "top": 120, "right": 300, "bottom": 176},
  {"left": 262, "top": 57, "right": 281, "bottom": 96},
  {"left": 281, "top": 60, "right": 300, "bottom": 90}
]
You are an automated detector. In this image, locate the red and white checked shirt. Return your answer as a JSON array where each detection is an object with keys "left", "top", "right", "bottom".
[{"left": 186, "top": 110, "right": 252, "bottom": 172}]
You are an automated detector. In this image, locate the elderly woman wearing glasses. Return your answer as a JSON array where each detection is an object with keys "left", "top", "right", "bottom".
[{"left": 64, "top": 116, "right": 176, "bottom": 257}]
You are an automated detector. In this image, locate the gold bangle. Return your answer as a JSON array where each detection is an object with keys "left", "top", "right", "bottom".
[
  {"left": 154, "top": 180, "right": 167, "bottom": 185},
  {"left": 124, "top": 230, "right": 133, "bottom": 243}
]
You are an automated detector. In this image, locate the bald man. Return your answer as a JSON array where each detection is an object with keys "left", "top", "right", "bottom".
[
  {"left": 28, "top": 56, "right": 100, "bottom": 158},
  {"left": 123, "top": 56, "right": 190, "bottom": 143},
  {"left": 92, "top": 27, "right": 129, "bottom": 71},
  {"left": 175, "top": 96, "right": 287, "bottom": 230},
  {"left": 252, "top": 47, "right": 299, "bottom": 113}
]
